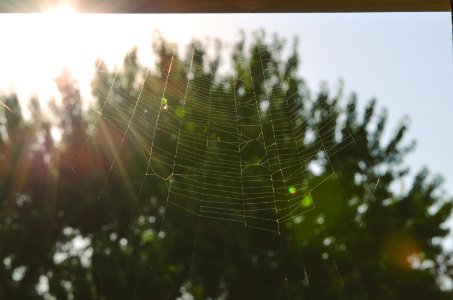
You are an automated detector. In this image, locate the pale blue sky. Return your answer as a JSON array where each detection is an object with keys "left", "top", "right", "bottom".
[{"left": 238, "top": 13, "right": 453, "bottom": 197}]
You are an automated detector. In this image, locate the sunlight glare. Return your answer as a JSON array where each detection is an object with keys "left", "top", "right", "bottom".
[
  {"left": 48, "top": 4, "right": 77, "bottom": 15},
  {"left": 0, "top": 13, "right": 229, "bottom": 119}
]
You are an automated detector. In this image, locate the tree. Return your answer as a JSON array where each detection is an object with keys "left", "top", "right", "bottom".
[{"left": 0, "top": 32, "right": 451, "bottom": 299}]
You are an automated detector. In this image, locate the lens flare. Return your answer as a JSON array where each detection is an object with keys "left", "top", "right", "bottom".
[
  {"left": 380, "top": 232, "right": 421, "bottom": 269},
  {"left": 288, "top": 186, "right": 297, "bottom": 194}
]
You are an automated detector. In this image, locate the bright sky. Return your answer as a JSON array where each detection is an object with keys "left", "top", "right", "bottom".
[{"left": 0, "top": 11, "right": 452, "bottom": 199}]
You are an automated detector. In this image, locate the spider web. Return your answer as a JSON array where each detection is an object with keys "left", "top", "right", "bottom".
[{"left": 92, "top": 41, "right": 353, "bottom": 234}]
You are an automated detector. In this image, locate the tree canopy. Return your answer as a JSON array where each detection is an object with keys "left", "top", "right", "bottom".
[{"left": 0, "top": 32, "right": 452, "bottom": 299}]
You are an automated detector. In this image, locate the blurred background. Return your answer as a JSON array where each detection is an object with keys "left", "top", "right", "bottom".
[{"left": 0, "top": 7, "right": 452, "bottom": 299}]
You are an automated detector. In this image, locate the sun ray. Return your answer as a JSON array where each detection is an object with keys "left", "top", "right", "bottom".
[{"left": 0, "top": 100, "right": 17, "bottom": 115}]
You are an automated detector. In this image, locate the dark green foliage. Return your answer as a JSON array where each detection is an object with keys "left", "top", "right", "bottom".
[{"left": 0, "top": 32, "right": 452, "bottom": 299}]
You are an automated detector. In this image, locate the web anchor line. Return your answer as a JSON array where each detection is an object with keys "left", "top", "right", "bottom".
[
  {"left": 97, "top": 67, "right": 150, "bottom": 201},
  {"left": 162, "top": 47, "right": 195, "bottom": 228},
  {"left": 189, "top": 54, "right": 215, "bottom": 282}
]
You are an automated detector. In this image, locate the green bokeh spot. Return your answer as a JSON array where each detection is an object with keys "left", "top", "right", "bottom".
[
  {"left": 175, "top": 106, "right": 186, "bottom": 119},
  {"left": 141, "top": 229, "right": 154, "bottom": 244},
  {"left": 301, "top": 194, "right": 313, "bottom": 208},
  {"left": 288, "top": 186, "right": 296, "bottom": 194},
  {"left": 161, "top": 97, "right": 168, "bottom": 106},
  {"left": 186, "top": 122, "right": 196, "bottom": 133}
]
